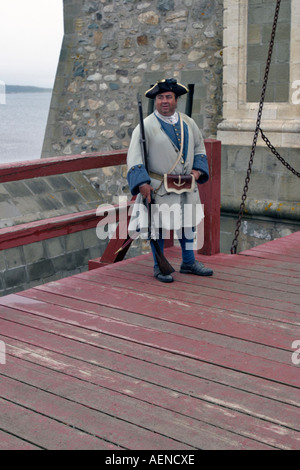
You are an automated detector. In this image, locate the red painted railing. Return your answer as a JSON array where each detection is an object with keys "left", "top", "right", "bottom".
[
  {"left": 0, "top": 150, "right": 127, "bottom": 183},
  {"left": 0, "top": 141, "right": 221, "bottom": 266},
  {"left": 0, "top": 151, "right": 128, "bottom": 251}
]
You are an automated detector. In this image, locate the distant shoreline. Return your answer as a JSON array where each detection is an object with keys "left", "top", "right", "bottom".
[{"left": 6, "top": 85, "right": 53, "bottom": 94}]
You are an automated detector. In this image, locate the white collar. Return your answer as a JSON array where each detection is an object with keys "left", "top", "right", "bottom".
[{"left": 154, "top": 110, "right": 179, "bottom": 125}]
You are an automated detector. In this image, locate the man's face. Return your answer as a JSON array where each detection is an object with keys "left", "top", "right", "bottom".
[{"left": 155, "top": 91, "right": 178, "bottom": 116}]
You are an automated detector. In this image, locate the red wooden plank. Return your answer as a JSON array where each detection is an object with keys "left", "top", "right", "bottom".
[
  {"left": 72, "top": 265, "right": 300, "bottom": 316},
  {"left": 4, "top": 354, "right": 295, "bottom": 449},
  {"left": 2, "top": 357, "right": 278, "bottom": 450},
  {"left": 0, "top": 398, "right": 120, "bottom": 450},
  {"left": 174, "top": 248, "right": 300, "bottom": 283},
  {"left": 115, "top": 254, "right": 300, "bottom": 292},
  {"left": 34, "top": 275, "right": 298, "bottom": 366},
  {"left": 22, "top": 261, "right": 300, "bottom": 328},
  {"left": 2, "top": 314, "right": 300, "bottom": 432},
  {"left": 0, "top": 429, "right": 41, "bottom": 450},
  {"left": 1, "top": 370, "right": 193, "bottom": 450},
  {"left": 169, "top": 246, "right": 300, "bottom": 275},
  {"left": 2, "top": 318, "right": 299, "bottom": 425},
  {"left": 4, "top": 273, "right": 297, "bottom": 353},
  {"left": 0, "top": 150, "right": 127, "bottom": 183},
  {"left": 176, "top": 254, "right": 300, "bottom": 287},
  {"left": 246, "top": 243, "right": 300, "bottom": 257},
  {"left": 242, "top": 232, "right": 300, "bottom": 254},
  {"left": 1, "top": 231, "right": 299, "bottom": 450},
  {"left": 13, "top": 287, "right": 296, "bottom": 383},
  {"left": 6, "top": 340, "right": 300, "bottom": 450},
  {"left": 1, "top": 298, "right": 298, "bottom": 388},
  {"left": 28, "top": 270, "right": 299, "bottom": 348},
  {"left": 241, "top": 249, "right": 300, "bottom": 264},
  {"left": 13, "top": 289, "right": 299, "bottom": 404},
  {"left": 6, "top": 328, "right": 300, "bottom": 411},
  {"left": 2, "top": 319, "right": 300, "bottom": 445},
  {"left": 105, "top": 257, "right": 300, "bottom": 305}
]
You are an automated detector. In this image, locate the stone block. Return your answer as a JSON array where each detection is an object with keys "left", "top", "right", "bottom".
[
  {"left": 247, "top": 44, "right": 270, "bottom": 64},
  {"left": 66, "top": 172, "right": 93, "bottom": 188},
  {"left": 82, "top": 228, "right": 101, "bottom": 249},
  {"left": 10, "top": 196, "right": 44, "bottom": 219},
  {"left": 268, "top": 63, "right": 289, "bottom": 83},
  {"left": 23, "top": 242, "right": 46, "bottom": 265},
  {"left": 4, "top": 247, "right": 25, "bottom": 270},
  {"left": 248, "top": 24, "right": 261, "bottom": 44},
  {"left": 25, "top": 179, "right": 53, "bottom": 195},
  {"left": 74, "top": 248, "right": 91, "bottom": 267},
  {"left": 65, "top": 232, "right": 84, "bottom": 252},
  {"left": 89, "top": 245, "right": 104, "bottom": 260},
  {"left": 27, "top": 259, "right": 55, "bottom": 282},
  {"left": 4, "top": 267, "right": 27, "bottom": 289},
  {"left": 277, "top": 175, "right": 300, "bottom": 202},
  {"left": 52, "top": 253, "right": 77, "bottom": 273},
  {"left": 0, "top": 252, "right": 6, "bottom": 272},
  {"left": 37, "top": 195, "right": 65, "bottom": 212},
  {"left": 59, "top": 189, "right": 86, "bottom": 207},
  {"left": 3, "top": 182, "right": 33, "bottom": 198},
  {"left": 274, "top": 84, "right": 289, "bottom": 103},
  {"left": 45, "top": 237, "right": 66, "bottom": 258},
  {"left": 76, "top": 185, "right": 102, "bottom": 204},
  {"left": 0, "top": 202, "right": 22, "bottom": 224},
  {"left": 46, "top": 175, "right": 74, "bottom": 191}
]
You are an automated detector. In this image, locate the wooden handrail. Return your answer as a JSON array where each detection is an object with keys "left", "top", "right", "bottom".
[
  {"left": 0, "top": 150, "right": 127, "bottom": 183},
  {"left": 0, "top": 202, "right": 134, "bottom": 251},
  {"left": 0, "top": 140, "right": 222, "bottom": 259}
]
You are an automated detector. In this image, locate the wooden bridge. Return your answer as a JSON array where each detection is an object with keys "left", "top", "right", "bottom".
[
  {"left": 0, "top": 146, "right": 299, "bottom": 450},
  {"left": 0, "top": 231, "right": 299, "bottom": 450}
]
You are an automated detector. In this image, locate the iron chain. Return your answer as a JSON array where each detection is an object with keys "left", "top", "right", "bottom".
[
  {"left": 231, "top": 0, "right": 283, "bottom": 254},
  {"left": 259, "top": 128, "right": 300, "bottom": 178}
]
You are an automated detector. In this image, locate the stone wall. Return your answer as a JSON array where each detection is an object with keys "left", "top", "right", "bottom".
[
  {"left": 42, "top": 0, "right": 224, "bottom": 160},
  {"left": 247, "top": 0, "right": 291, "bottom": 102},
  {"left": 0, "top": 171, "right": 104, "bottom": 296}
]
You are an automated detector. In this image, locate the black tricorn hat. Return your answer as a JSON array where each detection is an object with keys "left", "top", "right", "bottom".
[{"left": 145, "top": 78, "right": 189, "bottom": 99}]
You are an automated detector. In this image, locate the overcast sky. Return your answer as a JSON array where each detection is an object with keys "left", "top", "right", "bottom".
[{"left": 0, "top": 0, "right": 64, "bottom": 88}]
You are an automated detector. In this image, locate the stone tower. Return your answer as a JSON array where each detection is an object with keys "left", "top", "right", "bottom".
[{"left": 42, "top": 0, "right": 223, "bottom": 159}]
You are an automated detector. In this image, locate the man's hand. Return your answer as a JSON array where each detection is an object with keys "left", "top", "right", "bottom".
[
  {"left": 191, "top": 169, "right": 202, "bottom": 181},
  {"left": 139, "top": 183, "right": 153, "bottom": 203}
]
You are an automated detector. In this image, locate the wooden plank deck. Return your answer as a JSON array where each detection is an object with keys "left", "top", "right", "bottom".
[{"left": 0, "top": 231, "right": 299, "bottom": 450}]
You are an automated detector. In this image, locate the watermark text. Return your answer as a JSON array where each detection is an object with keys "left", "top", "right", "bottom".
[
  {"left": 0, "top": 80, "right": 6, "bottom": 105},
  {"left": 292, "top": 80, "right": 300, "bottom": 105},
  {"left": 0, "top": 340, "right": 6, "bottom": 365},
  {"left": 96, "top": 197, "right": 205, "bottom": 250},
  {"left": 291, "top": 340, "right": 300, "bottom": 365}
]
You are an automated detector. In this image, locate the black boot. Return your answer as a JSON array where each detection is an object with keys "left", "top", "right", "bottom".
[
  {"left": 154, "top": 266, "right": 174, "bottom": 283},
  {"left": 180, "top": 260, "right": 213, "bottom": 276}
]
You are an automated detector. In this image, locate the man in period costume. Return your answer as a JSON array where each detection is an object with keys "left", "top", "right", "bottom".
[{"left": 127, "top": 78, "right": 213, "bottom": 282}]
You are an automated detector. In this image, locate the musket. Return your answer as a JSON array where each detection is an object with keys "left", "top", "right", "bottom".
[
  {"left": 137, "top": 94, "right": 175, "bottom": 276},
  {"left": 115, "top": 96, "right": 175, "bottom": 276}
]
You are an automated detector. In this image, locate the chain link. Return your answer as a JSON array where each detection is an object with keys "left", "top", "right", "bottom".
[
  {"left": 231, "top": 0, "right": 283, "bottom": 254},
  {"left": 259, "top": 128, "right": 300, "bottom": 178}
]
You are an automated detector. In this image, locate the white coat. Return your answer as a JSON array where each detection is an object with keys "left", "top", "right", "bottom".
[{"left": 127, "top": 112, "right": 208, "bottom": 235}]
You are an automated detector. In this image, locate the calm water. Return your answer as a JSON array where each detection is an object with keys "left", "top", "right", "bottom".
[{"left": 0, "top": 92, "right": 52, "bottom": 163}]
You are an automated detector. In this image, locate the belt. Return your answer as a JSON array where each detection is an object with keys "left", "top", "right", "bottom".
[{"left": 149, "top": 171, "right": 164, "bottom": 181}]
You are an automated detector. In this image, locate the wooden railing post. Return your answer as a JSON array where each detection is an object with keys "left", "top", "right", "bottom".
[{"left": 197, "top": 139, "right": 221, "bottom": 256}]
